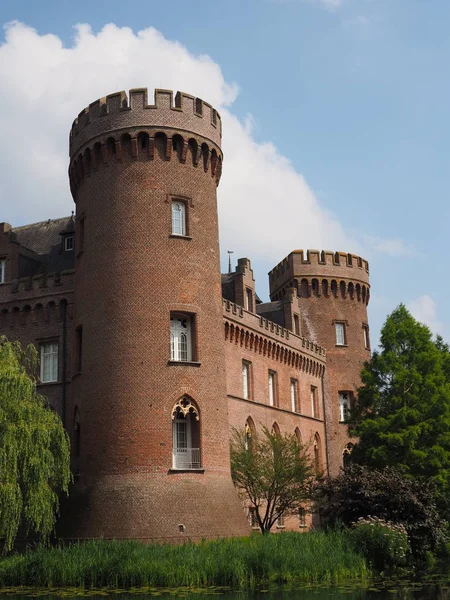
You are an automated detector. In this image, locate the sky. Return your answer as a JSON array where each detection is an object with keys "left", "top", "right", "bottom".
[{"left": 0, "top": 0, "right": 448, "bottom": 347}]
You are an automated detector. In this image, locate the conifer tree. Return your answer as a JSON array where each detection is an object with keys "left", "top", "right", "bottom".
[
  {"left": 351, "top": 305, "right": 450, "bottom": 497},
  {"left": 0, "top": 337, "right": 71, "bottom": 551}
]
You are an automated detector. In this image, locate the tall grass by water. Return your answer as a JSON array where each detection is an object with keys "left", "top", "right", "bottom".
[{"left": 0, "top": 531, "right": 369, "bottom": 589}]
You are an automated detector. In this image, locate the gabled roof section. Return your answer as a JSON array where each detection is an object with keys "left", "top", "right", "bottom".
[{"left": 12, "top": 216, "right": 75, "bottom": 277}]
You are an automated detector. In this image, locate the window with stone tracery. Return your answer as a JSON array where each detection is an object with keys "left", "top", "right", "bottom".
[{"left": 172, "top": 397, "right": 201, "bottom": 469}]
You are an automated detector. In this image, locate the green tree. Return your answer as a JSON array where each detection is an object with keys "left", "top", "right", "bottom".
[
  {"left": 0, "top": 336, "right": 71, "bottom": 551},
  {"left": 230, "top": 426, "right": 316, "bottom": 533},
  {"left": 350, "top": 304, "right": 450, "bottom": 497}
]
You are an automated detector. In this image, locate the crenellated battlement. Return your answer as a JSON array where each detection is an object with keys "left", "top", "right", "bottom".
[
  {"left": 269, "top": 250, "right": 370, "bottom": 304},
  {"left": 7, "top": 270, "right": 75, "bottom": 296},
  {"left": 70, "top": 88, "right": 222, "bottom": 158},
  {"left": 222, "top": 299, "right": 326, "bottom": 358}
]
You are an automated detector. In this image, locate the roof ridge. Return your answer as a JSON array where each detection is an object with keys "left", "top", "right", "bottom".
[{"left": 12, "top": 216, "right": 72, "bottom": 231}]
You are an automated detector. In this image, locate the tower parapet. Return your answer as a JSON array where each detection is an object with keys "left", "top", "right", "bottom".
[
  {"left": 70, "top": 88, "right": 221, "bottom": 153},
  {"left": 69, "top": 89, "right": 223, "bottom": 197},
  {"left": 269, "top": 250, "right": 370, "bottom": 305}
]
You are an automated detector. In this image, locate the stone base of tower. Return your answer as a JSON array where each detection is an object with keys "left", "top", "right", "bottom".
[{"left": 58, "top": 471, "right": 250, "bottom": 541}]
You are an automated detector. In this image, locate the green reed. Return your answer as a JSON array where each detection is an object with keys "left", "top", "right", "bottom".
[{"left": 0, "top": 531, "right": 369, "bottom": 589}]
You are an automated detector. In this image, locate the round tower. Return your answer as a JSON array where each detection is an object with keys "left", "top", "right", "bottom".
[
  {"left": 66, "top": 88, "right": 249, "bottom": 540},
  {"left": 269, "top": 250, "right": 370, "bottom": 476}
]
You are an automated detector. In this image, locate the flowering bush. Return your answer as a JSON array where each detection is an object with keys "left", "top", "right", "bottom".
[{"left": 350, "top": 516, "right": 409, "bottom": 572}]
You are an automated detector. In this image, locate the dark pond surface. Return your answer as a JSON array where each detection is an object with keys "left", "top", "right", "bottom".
[{"left": 2, "top": 582, "right": 450, "bottom": 600}]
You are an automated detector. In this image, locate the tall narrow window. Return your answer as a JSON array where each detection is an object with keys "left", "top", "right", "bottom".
[
  {"left": 171, "top": 201, "right": 186, "bottom": 236},
  {"left": 335, "top": 322, "right": 346, "bottom": 346},
  {"left": 363, "top": 324, "right": 370, "bottom": 350},
  {"left": 314, "top": 434, "right": 321, "bottom": 473},
  {"left": 293, "top": 314, "right": 300, "bottom": 335},
  {"left": 276, "top": 514, "right": 285, "bottom": 528},
  {"left": 338, "top": 391, "right": 351, "bottom": 422},
  {"left": 170, "top": 315, "right": 192, "bottom": 361},
  {"left": 40, "top": 342, "right": 58, "bottom": 383},
  {"left": 268, "top": 371, "right": 277, "bottom": 407},
  {"left": 311, "top": 386, "right": 318, "bottom": 418},
  {"left": 245, "top": 288, "right": 253, "bottom": 312},
  {"left": 0, "top": 259, "right": 5, "bottom": 284},
  {"left": 249, "top": 507, "right": 258, "bottom": 528},
  {"left": 343, "top": 443, "right": 354, "bottom": 469},
  {"left": 242, "top": 361, "right": 251, "bottom": 399},
  {"left": 172, "top": 397, "right": 201, "bottom": 469},
  {"left": 298, "top": 507, "right": 306, "bottom": 528},
  {"left": 79, "top": 217, "right": 85, "bottom": 252},
  {"left": 290, "top": 379, "right": 298, "bottom": 412},
  {"left": 75, "top": 326, "right": 83, "bottom": 373}
]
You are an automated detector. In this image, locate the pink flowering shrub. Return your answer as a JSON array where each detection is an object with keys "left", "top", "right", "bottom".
[{"left": 350, "top": 516, "right": 409, "bottom": 572}]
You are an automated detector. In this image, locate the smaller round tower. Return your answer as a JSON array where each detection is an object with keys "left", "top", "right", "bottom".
[{"left": 269, "top": 250, "right": 370, "bottom": 476}]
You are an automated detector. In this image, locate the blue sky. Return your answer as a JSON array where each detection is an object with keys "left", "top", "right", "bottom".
[{"left": 0, "top": 0, "right": 448, "bottom": 346}]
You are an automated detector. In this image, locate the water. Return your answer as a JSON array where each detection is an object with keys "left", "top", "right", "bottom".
[{"left": 3, "top": 585, "right": 450, "bottom": 600}]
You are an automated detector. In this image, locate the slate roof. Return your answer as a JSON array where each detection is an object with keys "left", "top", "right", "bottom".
[
  {"left": 256, "top": 301, "right": 285, "bottom": 327},
  {"left": 12, "top": 216, "right": 75, "bottom": 277}
]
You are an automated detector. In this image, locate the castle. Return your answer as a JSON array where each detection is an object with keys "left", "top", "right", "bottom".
[{"left": 0, "top": 88, "right": 370, "bottom": 539}]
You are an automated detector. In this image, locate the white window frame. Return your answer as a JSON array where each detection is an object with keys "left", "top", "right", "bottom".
[
  {"left": 290, "top": 379, "right": 298, "bottom": 412},
  {"left": 40, "top": 342, "right": 58, "bottom": 383},
  {"left": 242, "top": 361, "right": 250, "bottom": 399},
  {"left": 276, "top": 514, "right": 285, "bottom": 529},
  {"left": 363, "top": 325, "right": 370, "bottom": 350},
  {"left": 170, "top": 315, "right": 192, "bottom": 362},
  {"left": 268, "top": 371, "right": 275, "bottom": 407},
  {"left": 335, "top": 322, "right": 346, "bottom": 346},
  {"left": 64, "top": 236, "right": 74, "bottom": 251},
  {"left": 171, "top": 201, "right": 186, "bottom": 236},
  {"left": 338, "top": 392, "right": 351, "bottom": 423},
  {"left": 0, "top": 259, "right": 5, "bottom": 284}
]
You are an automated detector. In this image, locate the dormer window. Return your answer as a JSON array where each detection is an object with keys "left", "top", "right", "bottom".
[{"left": 64, "top": 236, "right": 74, "bottom": 251}]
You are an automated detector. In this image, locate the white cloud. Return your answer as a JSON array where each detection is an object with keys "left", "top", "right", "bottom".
[
  {"left": 0, "top": 20, "right": 359, "bottom": 268},
  {"left": 407, "top": 295, "right": 444, "bottom": 337},
  {"left": 308, "top": 0, "right": 345, "bottom": 9},
  {"left": 363, "top": 235, "right": 415, "bottom": 258}
]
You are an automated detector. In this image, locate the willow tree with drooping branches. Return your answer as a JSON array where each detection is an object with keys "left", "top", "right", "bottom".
[{"left": 0, "top": 336, "right": 71, "bottom": 551}]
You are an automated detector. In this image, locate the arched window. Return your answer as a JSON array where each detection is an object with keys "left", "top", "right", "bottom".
[
  {"left": 271, "top": 422, "right": 281, "bottom": 436},
  {"left": 245, "top": 417, "right": 255, "bottom": 451},
  {"left": 343, "top": 443, "right": 354, "bottom": 470},
  {"left": 313, "top": 433, "right": 322, "bottom": 473},
  {"left": 170, "top": 315, "right": 192, "bottom": 361},
  {"left": 172, "top": 397, "right": 201, "bottom": 469}
]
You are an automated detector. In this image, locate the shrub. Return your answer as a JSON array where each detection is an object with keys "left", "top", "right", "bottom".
[
  {"left": 350, "top": 516, "right": 409, "bottom": 572},
  {"left": 316, "top": 465, "right": 447, "bottom": 558}
]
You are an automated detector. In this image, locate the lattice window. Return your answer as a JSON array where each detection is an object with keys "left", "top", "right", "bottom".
[
  {"left": 171, "top": 201, "right": 186, "bottom": 236},
  {"left": 40, "top": 342, "right": 58, "bottom": 383}
]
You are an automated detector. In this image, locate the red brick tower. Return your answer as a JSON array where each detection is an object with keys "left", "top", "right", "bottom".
[
  {"left": 269, "top": 250, "right": 370, "bottom": 476},
  {"left": 67, "top": 88, "right": 249, "bottom": 539}
]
